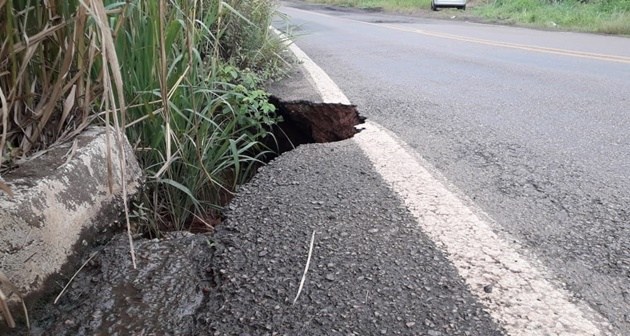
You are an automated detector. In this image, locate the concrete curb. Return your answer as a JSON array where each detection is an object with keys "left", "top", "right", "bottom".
[{"left": 0, "top": 127, "right": 142, "bottom": 298}]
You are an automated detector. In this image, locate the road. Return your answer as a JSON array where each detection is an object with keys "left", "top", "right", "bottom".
[{"left": 277, "top": 1, "right": 630, "bottom": 334}]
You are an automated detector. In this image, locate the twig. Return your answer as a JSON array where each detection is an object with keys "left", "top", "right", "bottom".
[
  {"left": 54, "top": 251, "right": 99, "bottom": 304},
  {"left": 293, "top": 230, "right": 316, "bottom": 305},
  {"left": 20, "top": 296, "right": 28, "bottom": 330},
  {"left": 82, "top": 0, "right": 137, "bottom": 270},
  {"left": 0, "top": 271, "right": 28, "bottom": 329},
  {"left": 58, "top": 139, "right": 79, "bottom": 169},
  {"left": 0, "top": 288, "right": 15, "bottom": 329}
]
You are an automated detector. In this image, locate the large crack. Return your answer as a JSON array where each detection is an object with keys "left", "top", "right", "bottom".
[
  {"left": 158, "top": 97, "right": 365, "bottom": 234},
  {"left": 267, "top": 95, "right": 365, "bottom": 154}
]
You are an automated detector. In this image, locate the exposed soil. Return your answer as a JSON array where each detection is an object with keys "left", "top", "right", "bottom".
[
  {"left": 132, "top": 96, "right": 364, "bottom": 236},
  {"left": 269, "top": 96, "right": 365, "bottom": 153}
]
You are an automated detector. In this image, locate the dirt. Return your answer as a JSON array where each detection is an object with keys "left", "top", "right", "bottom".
[
  {"left": 290, "top": 0, "right": 508, "bottom": 27},
  {"left": 269, "top": 96, "right": 365, "bottom": 153}
]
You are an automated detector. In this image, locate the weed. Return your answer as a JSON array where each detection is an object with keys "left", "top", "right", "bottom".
[
  {"left": 0, "top": 0, "right": 288, "bottom": 236},
  {"left": 118, "top": 1, "right": 285, "bottom": 234}
]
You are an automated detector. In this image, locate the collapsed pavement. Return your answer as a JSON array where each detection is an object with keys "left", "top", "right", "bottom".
[
  {"left": 9, "top": 139, "right": 502, "bottom": 336},
  {"left": 1, "top": 65, "right": 368, "bottom": 334},
  {"left": 3, "top": 65, "right": 502, "bottom": 335}
]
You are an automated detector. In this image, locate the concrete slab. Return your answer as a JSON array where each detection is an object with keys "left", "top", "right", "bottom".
[{"left": 0, "top": 127, "right": 142, "bottom": 300}]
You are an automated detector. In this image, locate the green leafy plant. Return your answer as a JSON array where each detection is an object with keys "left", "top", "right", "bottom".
[
  {"left": 1, "top": 0, "right": 288, "bottom": 236},
  {"left": 116, "top": 0, "right": 286, "bottom": 234}
]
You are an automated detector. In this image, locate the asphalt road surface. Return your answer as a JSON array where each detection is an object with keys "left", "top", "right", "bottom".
[
  {"left": 5, "top": 2, "right": 629, "bottom": 335},
  {"left": 276, "top": 1, "right": 630, "bottom": 334}
]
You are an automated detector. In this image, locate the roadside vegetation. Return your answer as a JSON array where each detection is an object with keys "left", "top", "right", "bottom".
[
  {"left": 306, "top": 0, "right": 630, "bottom": 35},
  {"left": 0, "top": 0, "right": 287, "bottom": 235},
  {"left": 475, "top": 0, "right": 630, "bottom": 34}
]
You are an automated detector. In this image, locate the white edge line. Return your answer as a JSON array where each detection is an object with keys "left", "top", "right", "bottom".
[{"left": 273, "top": 21, "right": 613, "bottom": 336}]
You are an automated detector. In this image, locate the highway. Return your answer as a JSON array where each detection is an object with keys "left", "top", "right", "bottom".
[{"left": 277, "top": 1, "right": 630, "bottom": 334}]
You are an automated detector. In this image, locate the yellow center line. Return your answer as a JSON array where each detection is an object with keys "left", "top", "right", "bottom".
[
  {"left": 378, "top": 23, "right": 630, "bottom": 64},
  {"left": 284, "top": 6, "right": 630, "bottom": 65}
]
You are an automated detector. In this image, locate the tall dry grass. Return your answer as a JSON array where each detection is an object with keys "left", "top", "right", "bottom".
[
  {"left": 1, "top": 0, "right": 98, "bottom": 168},
  {"left": 0, "top": 0, "right": 287, "bottom": 236}
]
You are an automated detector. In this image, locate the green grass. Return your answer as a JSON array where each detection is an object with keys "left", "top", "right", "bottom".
[
  {"left": 307, "top": 0, "right": 630, "bottom": 34},
  {"left": 1, "top": 0, "right": 288, "bottom": 235},
  {"left": 115, "top": 0, "right": 287, "bottom": 234},
  {"left": 474, "top": 0, "right": 630, "bottom": 34}
]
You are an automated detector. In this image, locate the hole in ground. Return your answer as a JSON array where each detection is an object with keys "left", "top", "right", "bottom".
[
  {"left": 267, "top": 95, "right": 365, "bottom": 152},
  {"left": 144, "top": 97, "right": 365, "bottom": 236}
]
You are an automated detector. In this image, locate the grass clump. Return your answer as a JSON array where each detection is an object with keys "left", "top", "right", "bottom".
[
  {"left": 0, "top": 0, "right": 101, "bottom": 168},
  {"left": 0, "top": 0, "right": 288, "bottom": 235},
  {"left": 118, "top": 1, "right": 287, "bottom": 234}
]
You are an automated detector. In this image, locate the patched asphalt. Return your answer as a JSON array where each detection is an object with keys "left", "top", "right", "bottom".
[{"left": 193, "top": 57, "right": 504, "bottom": 335}]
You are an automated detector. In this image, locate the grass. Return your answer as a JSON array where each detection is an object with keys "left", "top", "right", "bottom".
[
  {"left": 0, "top": 0, "right": 97, "bottom": 168},
  {"left": 474, "top": 0, "right": 630, "bottom": 34},
  {"left": 117, "top": 0, "right": 287, "bottom": 234},
  {"left": 0, "top": 0, "right": 288, "bottom": 236},
  {"left": 1, "top": 1, "right": 286, "bottom": 329},
  {"left": 306, "top": 0, "right": 630, "bottom": 34}
]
